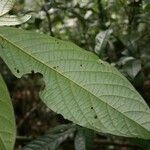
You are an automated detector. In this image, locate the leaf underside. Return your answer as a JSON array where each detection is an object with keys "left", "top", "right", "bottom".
[
  {"left": 0, "top": 75, "right": 16, "bottom": 150},
  {"left": 0, "top": 27, "right": 150, "bottom": 139},
  {"left": 0, "top": 15, "right": 31, "bottom": 26},
  {"left": 0, "top": 0, "right": 15, "bottom": 16},
  {"left": 24, "top": 124, "right": 75, "bottom": 150},
  {"left": 94, "top": 29, "right": 112, "bottom": 55}
]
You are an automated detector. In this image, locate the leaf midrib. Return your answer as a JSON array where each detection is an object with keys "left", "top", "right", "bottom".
[{"left": 0, "top": 33, "right": 149, "bottom": 135}]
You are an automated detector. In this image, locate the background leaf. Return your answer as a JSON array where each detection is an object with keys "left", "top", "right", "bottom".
[
  {"left": 0, "top": 74, "right": 16, "bottom": 150},
  {"left": 94, "top": 29, "right": 112, "bottom": 56},
  {"left": 0, "top": 0, "right": 15, "bottom": 16},
  {"left": 0, "top": 27, "right": 150, "bottom": 139},
  {"left": 123, "top": 59, "right": 142, "bottom": 79},
  {"left": 74, "top": 126, "right": 94, "bottom": 150},
  {"left": 144, "top": 0, "right": 150, "bottom": 4},
  {"left": 24, "top": 124, "right": 75, "bottom": 150},
  {"left": 0, "top": 14, "right": 31, "bottom": 26}
]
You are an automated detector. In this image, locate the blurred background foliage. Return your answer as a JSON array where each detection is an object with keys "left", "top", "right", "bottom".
[{"left": 0, "top": 0, "right": 150, "bottom": 149}]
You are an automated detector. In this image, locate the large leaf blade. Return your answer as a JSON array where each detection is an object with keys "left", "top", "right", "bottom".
[
  {"left": 0, "top": 27, "right": 150, "bottom": 139},
  {"left": 0, "top": 74, "right": 16, "bottom": 150}
]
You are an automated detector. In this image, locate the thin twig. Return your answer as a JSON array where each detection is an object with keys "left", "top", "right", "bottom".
[{"left": 43, "top": 2, "right": 54, "bottom": 36}]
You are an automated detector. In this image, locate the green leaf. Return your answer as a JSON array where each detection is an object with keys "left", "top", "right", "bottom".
[
  {"left": 0, "top": 0, "right": 15, "bottom": 16},
  {"left": 95, "top": 29, "right": 112, "bottom": 56},
  {"left": 123, "top": 59, "right": 142, "bottom": 79},
  {"left": 0, "top": 27, "right": 150, "bottom": 139},
  {"left": 0, "top": 0, "right": 31, "bottom": 26},
  {"left": 0, "top": 74, "right": 16, "bottom": 150},
  {"left": 144, "top": 0, "right": 150, "bottom": 4},
  {"left": 74, "top": 126, "right": 94, "bottom": 150},
  {"left": 24, "top": 124, "right": 75, "bottom": 150},
  {"left": 0, "top": 14, "right": 31, "bottom": 26}
]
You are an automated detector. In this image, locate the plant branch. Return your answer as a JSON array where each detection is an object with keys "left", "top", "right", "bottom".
[{"left": 43, "top": 6, "right": 54, "bottom": 37}]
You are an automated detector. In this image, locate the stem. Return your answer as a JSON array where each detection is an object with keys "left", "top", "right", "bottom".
[{"left": 43, "top": 6, "right": 54, "bottom": 37}]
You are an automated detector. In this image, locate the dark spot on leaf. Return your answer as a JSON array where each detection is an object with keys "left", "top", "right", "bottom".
[
  {"left": 14, "top": 67, "right": 19, "bottom": 73},
  {"left": 80, "top": 64, "right": 83, "bottom": 67},
  {"left": 94, "top": 115, "right": 98, "bottom": 119},
  {"left": 17, "top": 69, "right": 20, "bottom": 73},
  {"left": 30, "top": 70, "right": 35, "bottom": 79},
  {"left": 53, "top": 66, "right": 59, "bottom": 69},
  {"left": 31, "top": 70, "right": 34, "bottom": 74},
  {"left": 91, "top": 107, "right": 93, "bottom": 109}
]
